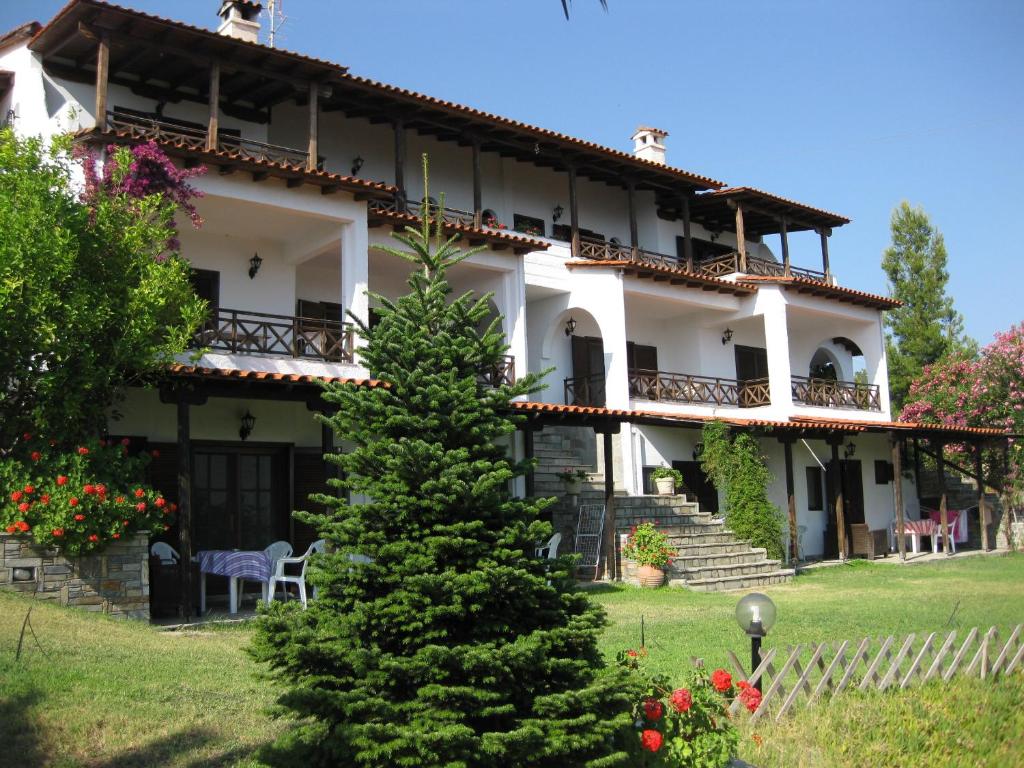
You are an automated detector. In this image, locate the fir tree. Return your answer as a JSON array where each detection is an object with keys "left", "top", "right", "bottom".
[
  {"left": 251, "top": 158, "right": 637, "bottom": 768},
  {"left": 882, "top": 202, "right": 974, "bottom": 410}
]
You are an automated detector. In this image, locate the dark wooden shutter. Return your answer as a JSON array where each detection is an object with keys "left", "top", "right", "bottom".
[{"left": 734, "top": 345, "right": 768, "bottom": 382}]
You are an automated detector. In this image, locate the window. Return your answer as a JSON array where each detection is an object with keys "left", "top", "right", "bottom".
[
  {"left": 190, "top": 269, "right": 220, "bottom": 309},
  {"left": 874, "top": 460, "right": 894, "bottom": 484},
  {"left": 512, "top": 213, "right": 545, "bottom": 238},
  {"left": 734, "top": 345, "right": 769, "bottom": 382},
  {"left": 806, "top": 466, "right": 824, "bottom": 510},
  {"left": 627, "top": 342, "right": 658, "bottom": 372}
]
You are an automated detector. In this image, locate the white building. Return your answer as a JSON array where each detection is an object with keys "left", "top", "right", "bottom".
[{"left": 1, "top": 1, "right": 1003, "bottom": 606}]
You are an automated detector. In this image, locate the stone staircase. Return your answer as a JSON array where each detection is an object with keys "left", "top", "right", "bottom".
[{"left": 532, "top": 427, "right": 794, "bottom": 591}]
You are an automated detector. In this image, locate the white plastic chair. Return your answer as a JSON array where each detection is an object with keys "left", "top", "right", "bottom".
[
  {"left": 935, "top": 512, "right": 959, "bottom": 554},
  {"left": 268, "top": 539, "right": 325, "bottom": 608},
  {"left": 535, "top": 532, "right": 562, "bottom": 559},
  {"left": 150, "top": 542, "right": 179, "bottom": 564},
  {"left": 239, "top": 540, "right": 292, "bottom": 604}
]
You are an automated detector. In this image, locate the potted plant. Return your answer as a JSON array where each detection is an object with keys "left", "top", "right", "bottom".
[
  {"left": 556, "top": 467, "right": 587, "bottom": 495},
  {"left": 622, "top": 522, "right": 673, "bottom": 587},
  {"left": 650, "top": 466, "right": 684, "bottom": 496}
]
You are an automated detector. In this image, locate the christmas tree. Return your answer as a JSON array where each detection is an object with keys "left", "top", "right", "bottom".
[{"left": 252, "top": 158, "right": 636, "bottom": 768}]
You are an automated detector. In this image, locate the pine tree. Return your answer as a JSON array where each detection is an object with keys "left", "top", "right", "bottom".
[
  {"left": 251, "top": 159, "right": 637, "bottom": 768},
  {"left": 882, "top": 202, "right": 974, "bottom": 410}
]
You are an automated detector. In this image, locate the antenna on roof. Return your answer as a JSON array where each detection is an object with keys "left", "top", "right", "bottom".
[{"left": 266, "top": 0, "right": 286, "bottom": 48}]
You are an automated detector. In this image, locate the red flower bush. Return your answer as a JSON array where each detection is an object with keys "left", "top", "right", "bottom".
[
  {"left": 737, "top": 681, "right": 762, "bottom": 713},
  {"left": 669, "top": 687, "right": 692, "bottom": 713},
  {"left": 1, "top": 436, "right": 172, "bottom": 554},
  {"left": 642, "top": 697, "right": 664, "bottom": 721},
  {"left": 711, "top": 669, "right": 732, "bottom": 693},
  {"left": 640, "top": 729, "right": 663, "bottom": 752}
]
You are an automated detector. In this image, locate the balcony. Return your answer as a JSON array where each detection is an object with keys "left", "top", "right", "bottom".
[
  {"left": 106, "top": 110, "right": 316, "bottom": 168},
  {"left": 698, "top": 252, "right": 826, "bottom": 282},
  {"left": 368, "top": 198, "right": 477, "bottom": 228},
  {"left": 479, "top": 356, "right": 517, "bottom": 387},
  {"left": 791, "top": 376, "right": 881, "bottom": 411},
  {"left": 577, "top": 236, "right": 683, "bottom": 271},
  {"left": 195, "top": 308, "right": 355, "bottom": 364},
  {"left": 628, "top": 370, "right": 771, "bottom": 408},
  {"left": 564, "top": 374, "right": 607, "bottom": 407}
]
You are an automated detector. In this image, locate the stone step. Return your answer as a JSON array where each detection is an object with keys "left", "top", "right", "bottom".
[
  {"left": 666, "top": 530, "right": 737, "bottom": 546},
  {"left": 676, "top": 558, "right": 783, "bottom": 581},
  {"left": 675, "top": 541, "right": 755, "bottom": 557},
  {"left": 615, "top": 494, "right": 694, "bottom": 508},
  {"left": 617, "top": 516, "right": 716, "bottom": 531},
  {"left": 674, "top": 568, "right": 795, "bottom": 593},
  {"left": 670, "top": 549, "right": 768, "bottom": 569}
]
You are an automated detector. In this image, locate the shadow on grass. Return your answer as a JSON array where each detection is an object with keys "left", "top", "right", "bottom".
[
  {"left": 91, "top": 727, "right": 269, "bottom": 768},
  {"left": 0, "top": 687, "right": 45, "bottom": 768},
  {"left": 576, "top": 583, "right": 629, "bottom": 595}
]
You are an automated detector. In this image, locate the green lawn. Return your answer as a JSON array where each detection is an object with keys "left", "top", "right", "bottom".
[{"left": 1, "top": 553, "right": 1022, "bottom": 767}]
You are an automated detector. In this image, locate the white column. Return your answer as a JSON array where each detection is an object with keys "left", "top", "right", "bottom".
[
  {"left": 340, "top": 218, "right": 369, "bottom": 351},
  {"left": 502, "top": 261, "right": 528, "bottom": 397},
  {"left": 760, "top": 288, "right": 794, "bottom": 416},
  {"left": 873, "top": 318, "right": 892, "bottom": 419}
]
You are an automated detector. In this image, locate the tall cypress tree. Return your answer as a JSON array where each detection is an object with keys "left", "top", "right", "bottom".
[
  {"left": 252, "top": 160, "right": 636, "bottom": 768},
  {"left": 882, "top": 201, "right": 973, "bottom": 410}
]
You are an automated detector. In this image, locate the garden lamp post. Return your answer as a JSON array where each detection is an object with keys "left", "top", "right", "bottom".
[{"left": 735, "top": 592, "right": 776, "bottom": 692}]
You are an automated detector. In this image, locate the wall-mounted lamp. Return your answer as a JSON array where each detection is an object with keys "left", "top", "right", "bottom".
[
  {"left": 248, "top": 252, "right": 263, "bottom": 280},
  {"left": 692, "top": 442, "right": 705, "bottom": 462},
  {"left": 239, "top": 410, "right": 256, "bottom": 441},
  {"left": 350, "top": 155, "right": 364, "bottom": 176},
  {"left": 564, "top": 316, "right": 577, "bottom": 337},
  {"left": 844, "top": 442, "right": 857, "bottom": 459},
  {"left": 552, "top": 204, "right": 564, "bottom": 223},
  {"left": 721, "top": 327, "right": 734, "bottom": 345}
]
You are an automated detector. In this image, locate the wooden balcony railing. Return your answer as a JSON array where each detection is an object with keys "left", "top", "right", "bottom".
[
  {"left": 628, "top": 370, "right": 772, "bottom": 408},
  {"left": 479, "top": 355, "right": 516, "bottom": 387},
  {"left": 368, "top": 197, "right": 478, "bottom": 227},
  {"left": 106, "top": 111, "right": 316, "bottom": 168},
  {"left": 697, "top": 252, "right": 826, "bottom": 282},
  {"left": 195, "top": 308, "right": 355, "bottom": 364},
  {"left": 564, "top": 374, "right": 606, "bottom": 407},
  {"left": 577, "top": 236, "right": 685, "bottom": 270},
  {"left": 791, "top": 375, "right": 881, "bottom": 411}
]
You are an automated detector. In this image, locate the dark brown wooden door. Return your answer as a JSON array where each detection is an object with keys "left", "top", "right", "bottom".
[
  {"left": 824, "top": 458, "right": 865, "bottom": 558},
  {"left": 571, "top": 335, "right": 606, "bottom": 406}
]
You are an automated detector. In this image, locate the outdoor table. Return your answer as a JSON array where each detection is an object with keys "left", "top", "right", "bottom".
[
  {"left": 196, "top": 550, "right": 272, "bottom": 615},
  {"left": 896, "top": 519, "right": 937, "bottom": 554}
]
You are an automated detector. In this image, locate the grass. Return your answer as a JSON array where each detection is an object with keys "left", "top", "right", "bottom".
[{"left": 0, "top": 553, "right": 1022, "bottom": 767}]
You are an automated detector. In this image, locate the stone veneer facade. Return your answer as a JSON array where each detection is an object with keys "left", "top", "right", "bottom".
[{"left": 0, "top": 532, "right": 150, "bottom": 619}]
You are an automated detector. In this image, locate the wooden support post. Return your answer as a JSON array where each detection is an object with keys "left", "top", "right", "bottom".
[
  {"left": 306, "top": 81, "right": 318, "bottom": 172},
  {"left": 598, "top": 426, "right": 618, "bottom": 581},
  {"left": 937, "top": 442, "right": 950, "bottom": 556},
  {"left": 176, "top": 392, "right": 193, "bottom": 619},
  {"left": 627, "top": 180, "right": 639, "bottom": 260},
  {"left": 94, "top": 34, "right": 110, "bottom": 130},
  {"left": 830, "top": 439, "right": 847, "bottom": 561},
  {"left": 819, "top": 228, "right": 832, "bottom": 282},
  {"left": 734, "top": 202, "right": 747, "bottom": 273},
  {"left": 471, "top": 136, "right": 482, "bottom": 228},
  {"left": 780, "top": 217, "right": 791, "bottom": 276},
  {"left": 976, "top": 443, "right": 989, "bottom": 551},
  {"left": 206, "top": 61, "right": 220, "bottom": 151},
  {"left": 681, "top": 195, "right": 694, "bottom": 272},
  {"left": 568, "top": 165, "right": 580, "bottom": 258},
  {"left": 782, "top": 438, "right": 798, "bottom": 563},
  {"left": 891, "top": 434, "right": 906, "bottom": 562},
  {"left": 393, "top": 117, "right": 406, "bottom": 209}
]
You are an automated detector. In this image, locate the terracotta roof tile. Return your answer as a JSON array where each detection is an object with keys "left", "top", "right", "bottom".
[
  {"left": 167, "top": 364, "right": 386, "bottom": 388},
  {"left": 739, "top": 275, "right": 901, "bottom": 310},
  {"left": 369, "top": 208, "right": 549, "bottom": 252},
  {"left": 566, "top": 259, "right": 756, "bottom": 296},
  {"left": 707, "top": 186, "right": 850, "bottom": 225}
]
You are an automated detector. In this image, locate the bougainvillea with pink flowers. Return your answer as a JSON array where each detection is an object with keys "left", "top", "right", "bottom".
[
  {"left": 901, "top": 323, "right": 1024, "bottom": 507},
  {"left": 0, "top": 435, "right": 172, "bottom": 554}
]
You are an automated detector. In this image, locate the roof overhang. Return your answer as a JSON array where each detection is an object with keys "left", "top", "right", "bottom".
[
  {"left": 687, "top": 186, "right": 850, "bottom": 238},
  {"left": 367, "top": 208, "right": 549, "bottom": 256},
  {"left": 566, "top": 260, "right": 756, "bottom": 297},
  {"left": 739, "top": 275, "right": 901, "bottom": 310}
]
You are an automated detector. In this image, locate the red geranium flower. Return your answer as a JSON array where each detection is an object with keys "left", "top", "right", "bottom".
[
  {"left": 115, "top": 496, "right": 126, "bottom": 504},
  {"left": 626, "top": 649, "right": 638, "bottom": 658},
  {"left": 135, "top": 502, "right": 146, "bottom": 512},
  {"left": 711, "top": 669, "right": 732, "bottom": 692},
  {"left": 640, "top": 729, "right": 663, "bottom": 752},
  {"left": 23, "top": 485, "right": 34, "bottom": 494},
  {"left": 56, "top": 475, "right": 68, "bottom": 486},
  {"left": 30, "top": 451, "right": 41, "bottom": 462},
  {"left": 77, "top": 446, "right": 89, "bottom": 455},
  {"left": 95, "top": 484, "right": 106, "bottom": 495},
  {"left": 739, "top": 685, "right": 762, "bottom": 713},
  {"left": 150, "top": 449, "right": 160, "bottom": 458},
  {"left": 170, "top": 503, "right": 178, "bottom": 512},
  {"left": 112, "top": 533, "right": 120, "bottom": 539},
  {"left": 642, "top": 697, "right": 664, "bottom": 721},
  {"left": 88, "top": 534, "right": 99, "bottom": 542},
  {"left": 18, "top": 502, "right": 30, "bottom": 513},
  {"left": 134, "top": 488, "right": 145, "bottom": 498},
  {"left": 670, "top": 688, "right": 693, "bottom": 713},
  {"left": 15, "top": 520, "right": 30, "bottom": 532},
  {"left": 40, "top": 494, "right": 50, "bottom": 504},
  {"left": 121, "top": 437, "right": 131, "bottom": 446},
  {"left": 83, "top": 484, "right": 96, "bottom": 495},
  {"left": 52, "top": 528, "right": 64, "bottom": 537},
  {"left": 23, "top": 432, "right": 32, "bottom": 441},
  {"left": 5, "top": 524, "right": 15, "bottom": 534},
  {"left": 10, "top": 490, "right": 23, "bottom": 502},
  {"left": 74, "top": 514, "right": 86, "bottom": 521},
  {"left": 155, "top": 497, "right": 166, "bottom": 508},
  {"left": 123, "top": 519, "right": 131, "bottom": 526},
  {"left": 69, "top": 497, "right": 79, "bottom": 507}
]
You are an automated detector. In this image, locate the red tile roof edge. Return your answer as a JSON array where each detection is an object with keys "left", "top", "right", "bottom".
[
  {"left": 738, "top": 275, "right": 902, "bottom": 309},
  {"left": 566, "top": 259, "right": 756, "bottom": 295},
  {"left": 707, "top": 186, "right": 850, "bottom": 225},
  {"left": 370, "top": 209, "right": 550, "bottom": 250},
  {"left": 167, "top": 364, "right": 386, "bottom": 388}
]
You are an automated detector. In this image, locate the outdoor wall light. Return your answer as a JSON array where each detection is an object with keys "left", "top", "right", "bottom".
[
  {"left": 736, "top": 592, "right": 777, "bottom": 692},
  {"left": 845, "top": 442, "right": 857, "bottom": 459},
  {"left": 692, "top": 442, "right": 704, "bottom": 461},
  {"left": 552, "top": 204, "right": 564, "bottom": 223},
  {"left": 248, "top": 252, "right": 263, "bottom": 279},
  {"left": 564, "top": 316, "right": 577, "bottom": 337},
  {"left": 350, "top": 155, "right": 364, "bottom": 176},
  {"left": 721, "top": 327, "right": 734, "bottom": 345},
  {"left": 239, "top": 410, "right": 256, "bottom": 441}
]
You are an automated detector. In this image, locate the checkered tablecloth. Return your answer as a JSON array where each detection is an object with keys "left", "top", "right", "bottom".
[{"left": 197, "top": 550, "right": 272, "bottom": 582}]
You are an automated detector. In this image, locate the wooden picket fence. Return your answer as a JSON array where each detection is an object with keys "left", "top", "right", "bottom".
[{"left": 726, "top": 624, "right": 1024, "bottom": 724}]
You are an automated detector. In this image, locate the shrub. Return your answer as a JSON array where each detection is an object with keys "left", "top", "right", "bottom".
[
  {"left": 0, "top": 435, "right": 171, "bottom": 554},
  {"left": 623, "top": 522, "right": 675, "bottom": 568}
]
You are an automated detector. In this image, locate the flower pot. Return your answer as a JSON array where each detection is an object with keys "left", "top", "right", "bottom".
[
  {"left": 637, "top": 564, "right": 665, "bottom": 588},
  {"left": 564, "top": 479, "right": 582, "bottom": 495},
  {"left": 654, "top": 477, "right": 675, "bottom": 495}
]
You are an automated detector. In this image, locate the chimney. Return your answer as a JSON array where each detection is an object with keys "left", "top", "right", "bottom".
[
  {"left": 217, "top": 0, "right": 262, "bottom": 44},
  {"left": 631, "top": 126, "right": 668, "bottom": 165}
]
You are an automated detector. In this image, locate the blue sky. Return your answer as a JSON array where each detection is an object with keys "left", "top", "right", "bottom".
[{"left": 4, "top": 0, "right": 1021, "bottom": 343}]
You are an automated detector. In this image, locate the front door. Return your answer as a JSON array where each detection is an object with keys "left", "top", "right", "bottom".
[
  {"left": 571, "top": 335, "right": 606, "bottom": 406},
  {"left": 192, "top": 447, "right": 290, "bottom": 554},
  {"left": 824, "top": 458, "right": 865, "bottom": 558},
  {"left": 672, "top": 460, "right": 719, "bottom": 513}
]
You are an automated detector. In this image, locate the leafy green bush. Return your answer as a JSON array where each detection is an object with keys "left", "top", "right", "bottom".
[
  {"left": 700, "top": 421, "right": 784, "bottom": 560},
  {"left": 623, "top": 522, "right": 675, "bottom": 568}
]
